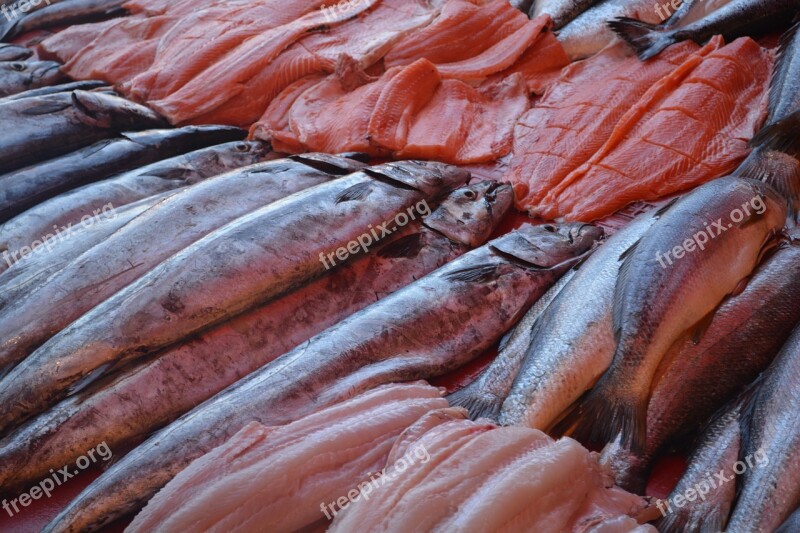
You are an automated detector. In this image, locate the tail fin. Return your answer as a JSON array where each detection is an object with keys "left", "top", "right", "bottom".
[
  {"left": 608, "top": 17, "right": 677, "bottom": 61},
  {"left": 656, "top": 505, "right": 727, "bottom": 533},
  {"left": 750, "top": 111, "right": 800, "bottom": 159},
  {"left": 447, "top": 387, "right": 502, "bottom": 421},
  {"left": 552, "top": 381, "right": 648, "bottom": 453}
]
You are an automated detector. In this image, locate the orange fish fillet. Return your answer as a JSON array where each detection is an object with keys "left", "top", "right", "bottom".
[
  {"left": 491, "top": 30, "right": 570, "bottom": 95},
  {"left": 538, "top": 37, "right": 773, "bottom": 221},
  {"left": 36, "top": 18, "right": 123, "bottom": 63}
]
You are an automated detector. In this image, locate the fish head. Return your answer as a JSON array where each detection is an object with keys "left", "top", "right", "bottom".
[
  {"left": 71, "top": 90, "right": 167, "bottom": 131},
  {"left": 491, "top": 222, "right": 604, "bottom": 269},
  {"left": 365, "top": 161, "right": 471, "bottom": 198},
  {"left": 180, "top": 141, "right": 278, "bottom": 184},
  {"left": 25, "top": 60, "right": 65, "bottom": 85},
  {"left": 424, "top": 181, "right": 514, "bottom": 248}
]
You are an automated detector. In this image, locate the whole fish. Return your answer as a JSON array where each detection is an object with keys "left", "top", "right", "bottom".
[
  {"left": 0, "top": 43, "right": 31, "bottom": 61},
  {"left": 654, "top": 398, "right": 744, "bottom": 533},
  {"left": 0, "top": 59, "right": 64, "bottom": 97},
  {"left": 726, "top": 324, "right": 800, "bottom": 532},
  {"left": 0, "top": 79, "right": 107, "bottom": 103},
  {"left": 561, "top": 177, "right": 786, "bottom": 452},
  {"left": 0, "top": 182, "right": 514, "bottom": 494},
  {"left": 43, "top": 222, "right": 602, "bottom": 532},
  {"left": 735, "top": 22, "right": 800, "bottom": 212},
  {"left": 556, "top": 0, "right": 661, "bottom": 58},
  {"left": 1, "top": 0, "right": 127, "bottom": 41},
  {"left": 447, "top": 266, "right": 577, "bottom": 420},
  {"left": 661, "top": 0, "right": 734, "bottom": 27},
  {"left": 601, "top": 238, "right": 800, "bottom": 493},
  {"left": 0, "top": 152, "right": 358, "bottom": 378},
  {"left": 0, "top": 125, "right": 245, "bottom": 224},
  {"left": 0, "top": 90, "right": 166, "bottom": 173},
  {"left": 531, "top": 0, "right": 602, "bottom": 29},
  {"left": 609, "top": 0, "right": 800, "bottom": 60},
  {"left": 777, "top": 508, "right": 800, "bottom": 533},
  {"left": 498, "top": 210, "right": 657, "bottom": 430},
  {"left": 0, "top": 140, "right": 273, "bottom": 277},
  {"left": 0, "top": 161, "right": 469, "bottom": 432}
]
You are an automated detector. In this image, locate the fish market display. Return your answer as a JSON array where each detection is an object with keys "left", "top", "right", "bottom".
[
  {"left": 44, "top": 223, "right": 601, "bottom": 532},
  {"left": 0, "top": 181, "right": 513, "bottom": 493},
  {"left": 127, "top": 382, "right": 449, "bottom": 533},
  {"left": 328, "top": 414, "right": 654, "bottom": 532},
  {"left": 0, "top": 60, "right": 65, "bottom": 97},
  {"left": 0, "top": 125, "right": 244, "bottom": 224}
]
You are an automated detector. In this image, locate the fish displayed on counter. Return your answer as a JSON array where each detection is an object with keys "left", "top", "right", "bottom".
[
  {"left": 661, "top": 0, "right": 734, "bottom": 28},
  {"left": 0, "top": 90, "right": 166, "bottom": 174},
  {"left": 777, "top": 507, "right": 800, "bottom": 533},
  {"left": 126, "top": 382, "right": 449, "bottom": 533},
  {"left": 610, "top": 0, "right": 800, "bottom": 60},
  {"left": 560, "top": 177, "right": 786, "bottom": 451},
  {"left": 601, "top": 237, "right": 800, "bottom": 493},
  {"left": 496, "top": 209, "right": 659, "bottom": 430},
  {"left": 0, "top": 0, "right": 128, "bottom": 42},
  {"left": 0, "top": 161, "right": 468, "bottom": 433},
  {"left": 0, "top": 181, "right": 513, "bottom": 494},
  {"left": 0, "top": 43, "right": 32, "bottom": 61},
  {"left": 0, "top": 60, "right": 65, "bottom": 97},
  {"left": 0, "top": 140, "right": 273, "bottom": 277},
  {"left": 725, "top": 323, "right": 800, "bottom": 532},
  {"left": 529, "top": 0, "right": 602, "bottom": 30},
  {"left": 0, "top": 125, "right": 245, "bottom": 224},
  {"left": 0, "top": 79, "right": 108, "bottom": 103},
  {"left": 42, "top": 222, "right": 602, "bottom": 532},
  {"left": 328, "top": 414, "right": 655, "bottom": 532}
]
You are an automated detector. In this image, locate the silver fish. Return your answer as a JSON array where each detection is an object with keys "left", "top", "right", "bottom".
[
  {"left": 0, "top": 79, "right": 107, "bottom": 103},
  {"left": 1, "top": 0, "right": 126, "bottom": 41},
  {"left": 776, "top": 507, "right": 800, "bottom": 533},
  {"left": 727, "top": 324, "right": 800, "bottom": 532},
  {"left": 661, "top": 0, "right": 733, "bottom": 28},
  {"left": 0, "top": 161, "right": 469, "bottom": 432},
  {"left": 0, "top": 182, "right": 514, "bottom": 494},
  {"left": 498, "top": 210, "right": 657, "bottom": 430},
  {"left": 0, "top": 60, "right": 65, "bottom": 97},
  {"left": 42, "top": 222, "right": 602, "bottom": 532},
  {"left": 561, "top": 176, "right": 786, "bottom": 452},
  {"left": 0, "top": 43, "right": 31, "bottom": 61},
  {"left": 531, "top": 0, "right": 602, "bottom": 29}
]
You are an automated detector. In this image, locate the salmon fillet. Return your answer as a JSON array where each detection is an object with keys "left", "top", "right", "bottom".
[
  {"left": 507, "top": 39, "right": 715, "bottom": 211},
  {"left": 36, "top": 18, "right": 123, "bottom": 63},
  {"left": 491, "top": 30, "right": 570, "bottom": 95},
  {"left": 126, "top": 382, "right": 449, "bottom": 533},
  {"left": 329, "top": 417, "right": 653, "bottom": 532},
  {"left": 538, "top": 37, "right": 773, "bottom": 221}
]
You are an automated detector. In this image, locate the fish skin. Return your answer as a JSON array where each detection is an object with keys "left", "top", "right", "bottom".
[
  {"left": 0, "top": 140, "right": 273, "bottom": 280},
  {"left": 1, "top": 0, "right": 127, "bottom": 41},
  {"left": 661, "top": 0, "right": 734, "bottom": 27},
  {"left": 601, "top": 238, "right": 800, "bottom": 493},
  {"left": 498, "top": 210, "right": 657, "bottom": 430},
  {"left": 0, "top": 43, "right": 32, "bottom": 61},
  {"left": 727, "top": 325, "right": 800, "bottom": 532},
  {"left": 0, "top": 80, "right": 108, "bottom": 103},
  {"left": 0, "top": 182, "right": 513, "bottom": 494},
  {"left": 653, "top": 398, "right": 743, "bottom": 533},
  {"left": 776, "top": 507, "right": 800, "bottom": 533},
  {"left": 0, "top": 90, "right": 166, "bottom": 174},
  {"left": 531, "top": 0, "right": 602, "bottom": 30},
  {"left": 42, "top": 222, "right": 602, "bottom": 533},
  {"left": 609, "top": 0, "right": 800, "bottom": 60},
  {"left": 0, "top": 161, "right": 469, "bottom": 433},
  {"left": 556, "top": 0, "right": 661, "bottom": 59},
  {"left": 447, "top": 266, "right": 577, "bottom": 420},
  {"left": 562, "top": 177, "right": 787, "bottom": 452},
  {"left": 510, "top": 0, "right": 535, "bottom": 13},
  {"left": 0, "top": 60, "right": 64, "bottom": 97},
  {"left": 0, "top": 125, "right": 245, "bottom": 225},
  {"left": 766, "top": 21, "right": 800, "bottom": 126},
  {"left": 0, "top": 151, "right": 357, "bottom": 381}
]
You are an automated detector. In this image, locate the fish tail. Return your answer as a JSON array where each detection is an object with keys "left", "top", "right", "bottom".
[
  {"left": 607, "top": 17, "right": 676, "bottom": 61},
  {"left": 554, "top": 382, "right": 647, "bottom": 453},
  {"left": 750, "top": 111, "right": 800, "bottom": 159},
  {"left": 656, "top": 506, "right": 727, "bottom": 533},
  {"left": 446, "top": 387, "right": 502, "bottom": 421}
]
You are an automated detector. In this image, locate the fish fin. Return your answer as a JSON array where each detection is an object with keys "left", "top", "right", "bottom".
[
  {"left": 289, "top": 153, "right": 365, "bottom": 175},
  {"left": 656, "top": 505, "right": 727, "bottom": 533},
  {"left": 67, "top": 362, "right": 116, "bottom": 396},
  {"left": 735, "top": 147, "right": 800, "bottom": 221},
  {"left": 555, "top": 381, "right": 648, "bottom": 453},
  {"left": 653, "top": 196, "right": 680, "bottom": 218},
  {"left": 443, "top": 264, "right": 499, "bottom": 283},
  {"left": 750, "top": 111, "right": 800, "bottom": 159},
  {"left": 335, "top": 182, "right": 373, "bottom": 203},
  {"left": 446, "top": 388, "right": 502, "bottom": 421},
  {"left": 21, "top": 100, "right": 72, "bottom": 115},
  {"left": 336, "top": 151, "right": 372, "bottom": 163},
  {"left": 377, "top": 233, "right": 423, "bottom": 259},
  {"left": 769, "top": 21, "right": 800, "bottom": 118},
  {"left": 612, "top": 239, "right": 639, "bottom": 342},
  {"left": 145, "top": 167, "right": 197, "bottom": 181},
  {"left": 607, "top": 17, "right": 676, "bottom": 61}
]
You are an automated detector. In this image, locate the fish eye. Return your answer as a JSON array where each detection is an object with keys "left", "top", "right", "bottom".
[
  {"left": 463, "top": 190, "right": 477, "bottom": 200},
  {"left": 10, "top": 62, "right": 25, "bottom": 71},
  {"left": 542, "top": 225, "right": 556, "bottom": 232},
  {"left": 235, "top": 142, "right": 249, "bottom": 152}
]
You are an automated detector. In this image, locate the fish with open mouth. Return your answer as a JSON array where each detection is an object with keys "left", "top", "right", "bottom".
[
  {"left": 0, "top": 60, "right": 65, "bottom": 97},
  {"left": 41, "top": 221, "right": 601, "bottom": 532},
  {"left": 0, "top": 90, "right": 166, "bottom": 173},
  {"left": 0, "top": 125, "right": 246, "bottom": 224},
  {"left": 0, "top": 181, "right": 514, "bottom": 495},
  {"left": 559, "top": 176, "right": 786, "bottom": 452},
  {"left": 0, "top": 161, "right": 469, "bottom": 433}
]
